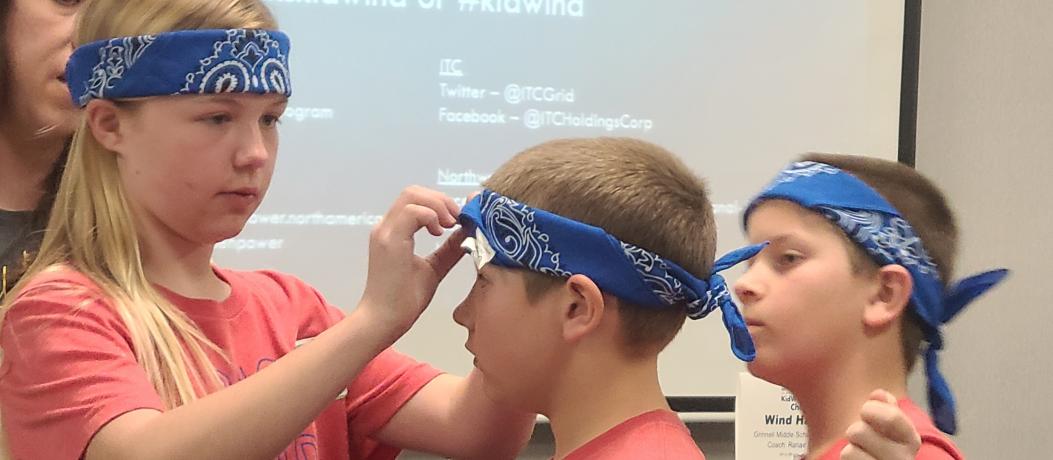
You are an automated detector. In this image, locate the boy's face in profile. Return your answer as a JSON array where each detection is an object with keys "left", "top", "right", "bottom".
[
  {"left": 453, "top": 264, "right": 565, "bottom": 412},
  {"left": 733, "top": 200, "right": 877, "bottom": 387}
]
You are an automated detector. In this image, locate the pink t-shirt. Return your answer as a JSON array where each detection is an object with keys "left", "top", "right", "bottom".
[
  {"left": 814, "top": 398, "right": 964, "bottom": 460},
  {"left": 560, "top": 409, "right": 705, "bottom": 460},
  {"left": 0, "top": 267, "right": 441, "bottom": 460}
]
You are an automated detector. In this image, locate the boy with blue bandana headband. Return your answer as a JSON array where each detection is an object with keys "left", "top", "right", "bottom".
[
  {"left": 736, "top": 153, "right": 1007, "bottom": 459},
  {"left": 454, "top": 137, "right": 753, "bottom": 459}
]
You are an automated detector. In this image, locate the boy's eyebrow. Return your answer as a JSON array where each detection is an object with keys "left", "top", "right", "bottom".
[{"left": 762, "top": 234, "right": 796, "bottom": 246}]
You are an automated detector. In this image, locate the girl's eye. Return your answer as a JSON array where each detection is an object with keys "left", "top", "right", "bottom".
[
  {"left": 261, "top": 114, "right": 283, "bottom": 127},
  {"left": 204, "top": 114, "right": 232, "bottom": 125}
]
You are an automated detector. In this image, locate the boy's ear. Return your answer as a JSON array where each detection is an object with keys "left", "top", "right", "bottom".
[
  {"left": 559, "top": 274, "right": 607, "bottom": 343},
  {"left": 85, "top": 99, "right": 129, "bottom": 153},
  {"left": 863, "top": 264, "right": 913, "bottom": 328}
]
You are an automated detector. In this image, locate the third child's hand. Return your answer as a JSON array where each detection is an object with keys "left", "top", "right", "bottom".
[{"left": 840, "top": 389, "right": 921, "bottom": 460}]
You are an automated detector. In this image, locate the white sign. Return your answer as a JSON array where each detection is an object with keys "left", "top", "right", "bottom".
[{"left": 735, "top": 372, "right": 808, "bottom": 459}]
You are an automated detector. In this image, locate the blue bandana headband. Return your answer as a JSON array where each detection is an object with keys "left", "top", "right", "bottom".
[
  {"left": 460, "top": 189, "right": 766, "bottom": 361},
  {"left": 745, "top": 161, "right": 1009, "bottom": 434},
  {"left": 66, "top": 29, "right": 292, "bottom": 107}
]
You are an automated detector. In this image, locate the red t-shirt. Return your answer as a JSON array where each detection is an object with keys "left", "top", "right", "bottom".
[
  {"left": 814, "top": 398, "right": 964, "bottom": 460},
  {"left": 560, "top": 409, "right": 705, "bottom": 460},
  {"left": 0, "top": 267, "right": 441, "bottom": 460}
]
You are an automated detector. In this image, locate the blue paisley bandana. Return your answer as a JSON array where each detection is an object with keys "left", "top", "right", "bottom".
[
  {"left": 66, "top": 29, "right": 292, "bottom": 107},
  {"left": 746, "top": 161, "right": 1009, "bottom": 434},
  {"left": 460, "top": 189, "right": 766, "bottom": 362}
]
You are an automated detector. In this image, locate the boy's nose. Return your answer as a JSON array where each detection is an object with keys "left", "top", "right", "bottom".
[
  {"left": 452, "top": 300, "right": 472, "bottom": 328},
  {"left": 732, "top": 270, "right": 762, "bottom": 307}
]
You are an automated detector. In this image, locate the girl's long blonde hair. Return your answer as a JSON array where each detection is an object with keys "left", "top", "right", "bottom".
[{"left": 1, "top": 0, "right": 278, "bottom": 409}]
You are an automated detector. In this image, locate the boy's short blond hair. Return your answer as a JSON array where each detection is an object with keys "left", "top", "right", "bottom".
[
  {"left": 799, "top": 153, "right": 959, "bottom": 372},
  {"left": 484, "top": 137, "right": 717, "bottom": 356}
]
